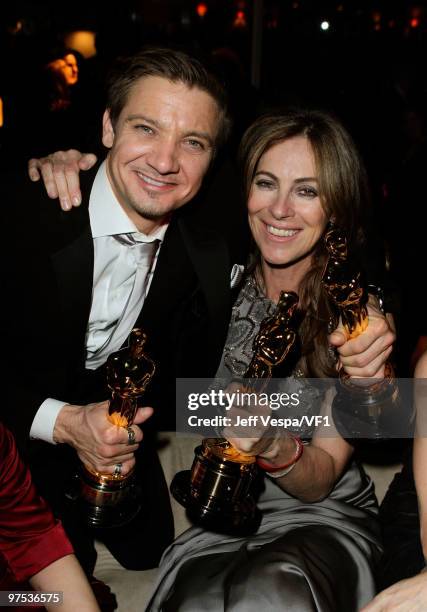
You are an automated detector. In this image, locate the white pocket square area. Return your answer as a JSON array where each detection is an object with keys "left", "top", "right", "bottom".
[{"left": 230, "top": 264, "right": 245, "bottom": 289}]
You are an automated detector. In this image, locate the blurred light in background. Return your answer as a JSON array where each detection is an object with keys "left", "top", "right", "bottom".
[
  {"left": 233, "top": 10, "right": 247, "bottom": 28},
  {"left": 196, "top": 2, "right": 208, "bottom": 18},
  {"left": 64, "top": 31, "right": 96, "bottom": 58},
  {"left": 410, "top": 6, "right": 422, "bottom": 28}
]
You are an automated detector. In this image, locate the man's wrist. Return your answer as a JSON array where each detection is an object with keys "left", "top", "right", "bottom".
[
  {"left": 53, "top": 404, "right": 82, "bottom": 444},
  {"left": 30, "top": 399, "right": 70, "bottom": 444}
]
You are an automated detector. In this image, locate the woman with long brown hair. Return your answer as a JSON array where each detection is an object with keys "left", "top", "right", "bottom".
[{"left": 147, "top": 108, "right": 383, "bottom": 611}]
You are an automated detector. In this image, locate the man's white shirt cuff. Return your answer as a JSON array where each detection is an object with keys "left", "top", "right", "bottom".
[{"left": 30, "top": 398, "right": 68, "bottom": 444}]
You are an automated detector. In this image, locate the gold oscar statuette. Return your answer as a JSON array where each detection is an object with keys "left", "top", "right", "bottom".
[
  {"left": 74, "top": 329, "right": 156, "bottom": 528},
  {"left": 171, "top": 291, "right": 299, "bottom": 534},
  {"left": 322, "top": 223, "right": 398, "bottom": 442}
]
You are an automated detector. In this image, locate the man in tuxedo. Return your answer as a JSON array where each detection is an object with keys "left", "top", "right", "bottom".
[
  {"left": 4, "top": 46, "right": 394, "bottom": 579},
  {"left": 2, "top": 47, "right": 246, "bottom": 575}
]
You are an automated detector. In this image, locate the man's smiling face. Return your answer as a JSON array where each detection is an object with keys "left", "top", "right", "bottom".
[{"left": 102, "top": 75, "right": 221, "bottom": 234}]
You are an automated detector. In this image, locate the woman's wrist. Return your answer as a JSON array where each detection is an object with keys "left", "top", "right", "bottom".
[
  {"left": 257, "top": 435, "right": 304, "bottom": 478},
  {"left": 256, "top": 435, "right": 288, "bottom": 463}
]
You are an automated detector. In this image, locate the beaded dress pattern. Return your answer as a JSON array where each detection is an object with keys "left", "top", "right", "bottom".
[{"left": 215, "top": 275, "right": 326, "bottom": 438}]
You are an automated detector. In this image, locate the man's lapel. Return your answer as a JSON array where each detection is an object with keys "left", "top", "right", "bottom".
[
  {"left": 138, "top": 213, "right": 231, "bottom": 358},
  {"left": 177, "top": 217, "right": 231, "bottom": 342},
  {"left": 49, "top": 170, "right": 97, "bottom": 353},
  {"left": 137, "top": 217, "right": 197, "bottom": 335},
  {"left": 50, "top": 225, "right": 94, "bottom": 348}
]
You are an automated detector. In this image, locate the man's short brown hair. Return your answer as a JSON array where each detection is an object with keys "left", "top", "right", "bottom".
[{"left": 106, "top": 46, "right": 231, "bottom": 148}]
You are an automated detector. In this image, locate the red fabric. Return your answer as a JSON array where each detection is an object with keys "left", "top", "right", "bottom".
[{"left": 0, "top": 422, "right": 73, "bottom": 584}]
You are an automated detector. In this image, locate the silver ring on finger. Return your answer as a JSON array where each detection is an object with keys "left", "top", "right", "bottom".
[
  {"left": 127, "top": 426, "right": 136, "bottom": 446},
  {"left": 113, "top": 463, "right": 123, "bottom": 477}
]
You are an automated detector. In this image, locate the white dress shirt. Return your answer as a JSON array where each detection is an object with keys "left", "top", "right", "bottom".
[{"left": 30, "top": 162, "right": 168, "bottom": 443}]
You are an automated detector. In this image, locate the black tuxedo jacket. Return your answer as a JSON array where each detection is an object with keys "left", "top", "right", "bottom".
[{"left": 2, "top": 158, "right": 249, "bottom": 448}]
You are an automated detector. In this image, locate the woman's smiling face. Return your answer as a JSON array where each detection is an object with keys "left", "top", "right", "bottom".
[{"left": 247, "top": 135, "right": 328, "bottom": 280}]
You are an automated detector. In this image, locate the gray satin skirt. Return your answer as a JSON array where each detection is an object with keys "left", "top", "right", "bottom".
[{"left": 146, "top": 462, "right": 382, "bottom": 612}]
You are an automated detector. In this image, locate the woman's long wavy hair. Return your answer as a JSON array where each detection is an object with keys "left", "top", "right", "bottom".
[{"left": 239, "top": 108, "right": 370, "bottom": 378}]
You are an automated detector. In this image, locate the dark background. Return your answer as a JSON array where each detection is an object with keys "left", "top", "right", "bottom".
[{"left": 1, "top": 0, "right": 426, "bottom": 374}]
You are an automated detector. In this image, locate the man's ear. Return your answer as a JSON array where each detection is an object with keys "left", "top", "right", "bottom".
[{"left": 102, "top": 110, "right": 114, "bottom": 148}]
